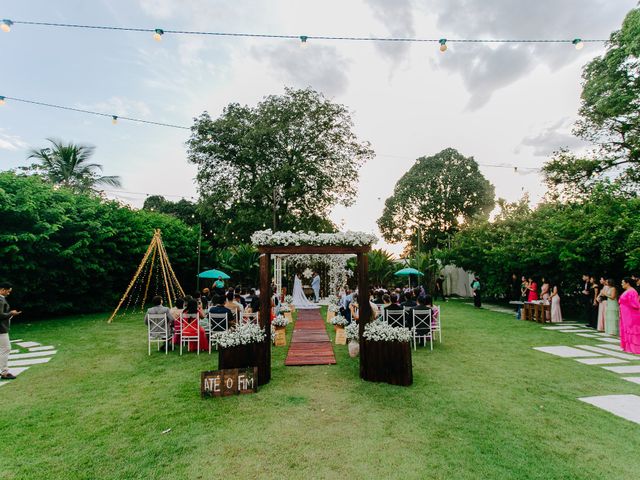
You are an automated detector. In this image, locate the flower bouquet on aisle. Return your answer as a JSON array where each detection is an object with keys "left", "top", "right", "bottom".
[
  {"left": 272, "top": 314, "right": 290, "bottom": 346},
  {"left": 216, "top": 323, "right": 270, "bottom": 386},
  {"left": 279, "top": 303, "right": 293, "bottom": 321},
  {"left": 345, "top": 322, "right": 359, "bottom": 357},
  {"left": 284, "top": 295, "right": 295, "bottom": 312},
  {"left": 361, "top": 320, "right": 412, "bottom": 386},
  {"left": 326, "top": 302, "right": 341, "bottom": 322},
  {"left": 331, "top": 315, "right": 348, "bottom": 345}
]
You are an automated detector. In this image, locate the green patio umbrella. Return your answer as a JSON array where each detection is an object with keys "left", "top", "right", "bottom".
[
  {"left": 198, "top": 269, "right": 230, "bottom": 279},
  {"left": 394, "top": 267, "right": 424, "bottom": 287}
]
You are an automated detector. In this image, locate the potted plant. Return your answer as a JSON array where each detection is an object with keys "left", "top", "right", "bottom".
[
  {"left": 272, "top": 314, "right": 290, "bottom": 346},
  {"left": 361, "top": 320, "right": 413, "bottom": 386},
  {"left": 346, "top": 322, "right": 359, "bottom": 357},
  {"left": 284, "top": 295, "right": 295, "bottom": 312},
  {"left": 331, "top": 315, "right": 348, "bottom": 344},
  {"left": 279, "top": 303, "right": 293, "bottom": 321},
  {"left": 327, "top": 303, "right": 340, "bottom": 322},
  {"left": 216, "top": 323, "right": 269, "bottom": 386}
]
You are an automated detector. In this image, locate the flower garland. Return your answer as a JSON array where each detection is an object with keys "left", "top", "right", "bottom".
[
  {"left": 363, "top": 320, "right": 412, "bottom": 343},
  {"left": 284, "top": 254, "right": 352, "bottom": 296},
  {"left": 251, "top": 229, "right": 377, "bottom": 247},
  {"left": 213, "top": 323, "right": 266, "bottom": 348}
]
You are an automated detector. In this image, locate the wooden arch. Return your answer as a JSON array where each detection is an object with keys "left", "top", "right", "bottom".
[{"left": 257, "top": 244, "right": 372, "bottom": 384}]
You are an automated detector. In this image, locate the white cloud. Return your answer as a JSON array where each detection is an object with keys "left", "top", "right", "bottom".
[
  {"left": 0, "top": 132, "right": 28, "bottom": 152},
  {"left": 519, "top": 118, "right": 590, "bottom": 157}
]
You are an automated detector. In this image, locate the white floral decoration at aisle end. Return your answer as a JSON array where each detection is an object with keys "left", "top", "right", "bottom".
[
  {"left": 363, "top": 320, "right": 411, "bottom": 343},
  {"left": 213, "top": 323, "right": 266, "bottom": 348},
  {"left": 331, "top": 315, "right": 349, "bottom": 326},
  {"left": 345, "top": 322, "right": 359, "bottom": 342},
  {"left": 250, "top": 229, "right": 377, "bottom": 247},
  {"left": 272, "top": 315, "right": 290, "bottom": 327}
]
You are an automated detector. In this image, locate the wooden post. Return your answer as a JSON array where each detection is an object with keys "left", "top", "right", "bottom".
[
  {"left": 259, "top": 253, "right": 272, "bottom": 385},
  {"left": 357, "top": 252, "right": 370, "bottom": 379}
]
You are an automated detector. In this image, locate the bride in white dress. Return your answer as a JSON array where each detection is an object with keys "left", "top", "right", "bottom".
[{"left": 291, "top": 274, "right": 319, "bottom": 310}]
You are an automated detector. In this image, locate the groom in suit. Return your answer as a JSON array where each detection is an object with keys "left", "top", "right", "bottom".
[{"left": 311, "top": 272, "right": 321, "bottom": 303}]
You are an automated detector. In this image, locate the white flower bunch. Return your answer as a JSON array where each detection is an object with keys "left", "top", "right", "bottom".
[
  {"left": 271, "top": 325, "right": 276, "bottom": 344},
  {"left": 345, "top": 322, "right": 359, "bottom": 342},
  {"left": 363, "top": 320, "right": 411, "bottom": 343},
  {"left": 279, "top": 304, "right": 291, "bottom": 313},
  {"left": 272, "top": 315, "right": 290, "bottom": 327},
  {"left": 215, "top": 323, "right": 266, "bottom": 348},
  {"left": 328, "top": 304, "right": 341, "bottom": 313},
  {"left": 284, "top": 295, "right": 293, "bottom": 304},
  {"left": 331, "top": 315, "right": 349, "bottom": 326},
  {"left": 250, "top": 229, "right": 377, "bottom": 247},
  {"left": 303, "top": 267, "right": 313, "bottom": 279},
  {"left": 327, "top": 294, "right": 339, "bottom": 304}
]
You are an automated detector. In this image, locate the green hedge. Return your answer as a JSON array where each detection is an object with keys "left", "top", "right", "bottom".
[
  {"left": 444, "top": 186, "right": 640, "bottom": 305},
  {"left": 0, "top": 172, "right": 198, "bottom": 317}
]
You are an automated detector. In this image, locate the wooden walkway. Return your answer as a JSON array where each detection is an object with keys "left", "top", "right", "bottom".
[{"left": 285, "top": 309, "right": 336, "bottom": 366}]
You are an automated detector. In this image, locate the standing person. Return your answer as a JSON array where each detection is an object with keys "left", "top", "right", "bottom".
[
  {"left": 471, "top": 275, "right": 481, "bottom": 308},
  {"left": 589, "top": 276, "right": 600, "bottom": 329},
  {"left": 549, "top": 284, "right": 562, "bottom": 323},
  {"left": 518, "top": 276, "right": 528, "bottom": 320},
  {"left": 604, "top": 279, "right": 620, "bottom": 336},
  {"left": 596, "top": 276, "right": 609, "bottom": 332},
  {"left": 619, "top": 278, "right": 640, "bottom": 354},
  {"left": 527, "top": 277, "right": 539, "bottom": 302},
  {"left": 0, "top": 281, "right": 22, "bottom": 380},
  {"left": 435, "top": 275, "right": 446, "bottom": 302},
  {"left": 311, "top": 272, "right": 321, "bottom": 303},
  {"left": 213, "top": 276, "right": 225, "bottom": 297},
  {"left": 579, "top": 274, "right": 591, "bottom": 325}
]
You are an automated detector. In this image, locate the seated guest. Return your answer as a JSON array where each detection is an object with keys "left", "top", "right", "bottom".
[
  {"left": 201, "top": 288, "right": 211, "bottom": 307},
  {"left": 144, "top": 296, "right": 172, "bottom": 335},
  {"left": 385, "top": 294, "right": 403, "bottom": 312},
  {"left": 209, "top": 295, "right": 234, "bottom": 330},
  {"left": 349, "top": 293, "right": 359, "bottom": 322},
  {"left": 373, "top": 290, "right": 385, "bottom": 305},
  {"left": 401, "top": 291, "right": 417, "bottom": 308},
  {"left": 179, "top": 298, "right": 208, "bottom": 352},
  {"left": 341, "top": 289, "right": 353, "bottom": 323},
  {"left": 234, "top": 293, "right": 246, "bottom": 314},
  {"left": 246, "top": 288, "right": 260, "bottom": 313},
  {"left": 169, "top": 298, "right": 185, "bottom": 334},
  {"left": 224, "top": 291, "right": 242, "bottom": 324},
  {"left": 382, "top": 294, "right": 391, "bottom": 307},
  {"left": 411, "top": 295, "right": 433, "bottom": 336}
]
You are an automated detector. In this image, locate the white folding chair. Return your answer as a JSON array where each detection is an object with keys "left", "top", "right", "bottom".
[
  {"left": 403, "top": 307, "right": 414, "bottom": 328},
  {"left": 208, "top": 313, "right": 229, "bottom": 353},
  {"left": 384, "top": 309, "right": 405, "bottom": 328},
  {"left": 377, "top": 304, "right": 386, "bottom": 321},
  {"left": 147, "top": 313, "right": 170, "bottom": 355},
  {"left": 412, "top": 309, "right": 433, "bottom": 351},
  {"left": 179, "top": 313, "right": 200, "bottom": 355},
  {"left": 242, "top": 312, "right": 259, "bottom": 325},
  {"left": 431, "top": 306, "right": 442, "bottom": 343}
]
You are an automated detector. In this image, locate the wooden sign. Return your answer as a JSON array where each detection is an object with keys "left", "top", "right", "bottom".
[
  {"left": 201, "top": 367, "right": 258, "bottom": 397},
  {"left": 274, "top": 327, "right": 286, "bottom": 346},
  {"left": 335, "top": 326, "right": 347, "bottom": 345}
]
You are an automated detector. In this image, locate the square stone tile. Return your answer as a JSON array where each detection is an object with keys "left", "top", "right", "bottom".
[
  {"left": 596, "top": 344, "right": 623, "bottom": 351},
  {"left": 598, "top": 338, "right": 620, "bottom": 344},
  {"left": 7, "top": 357, "right": 51, "bottom": 367},
  {"left": 575, "top": 357, "right": 628, "bottom": 365},
  {"left": 28, "top": 346, "right": 55, "bottom": 352},
  {"left": 560, "top": 329, "right": 596, "bottom": 333},
  {"left": 575, "top": 333, "right": 602, "bottom": 338},
  {"left": 542, "top": 326, "right": 581, "bottom": 330},
  {"left": 603, "top": 365, "right": 640, "bottom": 374},
  {"left": 533, "top": 346, "right": 601, "bottom": 358},
  {"left": 576, "top": 345, "right": 640, "bottom": 360},
  {"left": 579, "top": 394, "right": 640, "bottom": 425},
  {"left": 622, "top": 377, "right": 640, "bottom": 385},
  {"left": 9, "top": 351, "right": 57, "bottom": 360},
  {"left": 15, "top": 342, "right": 40, "bottom": 348}
]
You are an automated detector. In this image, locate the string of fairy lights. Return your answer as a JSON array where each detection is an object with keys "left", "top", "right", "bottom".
[{"left": 1, "top": 16, "right": 590, "bottom": 176}]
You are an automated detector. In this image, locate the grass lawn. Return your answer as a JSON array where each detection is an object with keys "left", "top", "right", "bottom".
[{"left": 1, "top": 301, "right": 638, "bottom": 479}]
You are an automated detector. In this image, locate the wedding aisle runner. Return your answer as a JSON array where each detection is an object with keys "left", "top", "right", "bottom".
[{"left": 285, "top": 309, "right": 336, "bottom": 366}]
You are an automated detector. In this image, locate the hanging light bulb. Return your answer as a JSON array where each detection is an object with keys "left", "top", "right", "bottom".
[
  {"left": 0, "top": 96, "right": 5, "bottom": 106},
  {"left": 153, "top": 28, "right": 164, "bottom": 41},
  {"left": 439, "top": 38, "right": 448, "bottom": 53},
  {"left": 112, "top": 115, "right": 118, "bottom": 125},
  {"left": 1, "top": 19, "right": 13, "bottom": 33},
  {"left": 572, "top": 38, "right": 584, "bottom": 50},
  {"left": 299, "top": 35, "right": 308, "bottom": 49}
]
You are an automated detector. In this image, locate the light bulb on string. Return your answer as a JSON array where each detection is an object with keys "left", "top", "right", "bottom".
[
  {"left": 299, "top": 35, "right": 308, "bottom": 49},
  {"left": 439, "top": 39, "right": 448, "bottom": 53},
  {"left": 1, "top": 19, "right": 13, "bottom": 33},
  {"left": 0, "top": 96, "right": 5, "bottom": 106},
  {"left": 153, "top": 28, "right": 164, "bottom": 41},
  {"left": 112, "top": 115, "right": 118, "bottom": 125},
  {"left": 572, "top": 38, "right": 584, "bottom": 50}
]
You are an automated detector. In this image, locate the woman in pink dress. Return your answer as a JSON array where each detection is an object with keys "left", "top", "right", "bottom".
[
  {"left": 549, "top": 285, "right": 562, "bottom": 323},
  {"left": 619, "top": 278, "right": 640, "bottom": 354}
]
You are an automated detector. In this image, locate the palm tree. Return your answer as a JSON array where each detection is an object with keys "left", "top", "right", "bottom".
[
  {"left": 367, "top": 249, "right": 397, "bottom": 285},
  {"left": 27, "top": 138, "right": 121, "bottom": 192}
]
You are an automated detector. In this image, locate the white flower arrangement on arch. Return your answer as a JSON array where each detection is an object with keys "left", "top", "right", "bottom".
[
  {"left": 302, "top": 267, "right": 313, "bottom": 279},
  {"left": 363, "top": 320, "right": 412, "bottom": 343},
  {"left": 272, "top": 315, "right": 290, "bottom": 327},
  {"left": 213, "top": 323, "right": 266, "bottom": 348},
  {"left": 251, "top": 229, "right": 377, "bottom": 247}
]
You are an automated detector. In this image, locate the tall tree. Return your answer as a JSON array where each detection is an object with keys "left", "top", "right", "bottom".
[
  {"left": 377, "top": 148, "right": 495, "bottom": 251},
  {"left": 142, "top": 195, "right": 199, "bottom": 226},
  {"left": 543, "top": 7, "right": 640, "bottom": 194},
  {"left": 186, "top": 87, "right": 374, "bottom": 242},
  {"left": 27, "top": 138, "right": 121, "bottom": 192}
]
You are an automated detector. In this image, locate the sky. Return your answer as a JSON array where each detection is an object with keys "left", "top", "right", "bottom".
[{"left": 0, "top": 0, "right": 636, "bottom": 255}]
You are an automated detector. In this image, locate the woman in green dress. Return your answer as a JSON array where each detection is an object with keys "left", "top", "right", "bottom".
[{"left": 604, "top": 278, "right": 620, "bottom": 335}]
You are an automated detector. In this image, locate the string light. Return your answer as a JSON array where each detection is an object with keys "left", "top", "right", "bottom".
[
  {"left": 153, "top": 28, "right": 164, "bottom": 41},
  {"left": 1, "top": 19, "right": 13, "bottom": 32},
  {"left": 112, "top": 115, "right": 118, "bottom": 125},
  {"left": 439, "top": 38, "right": 447, "bottom": 53},
  {"left": 299, "top": 35, "right": 308, "bottom": 48},
  {"left": 2, "top": 19, "right": 605, "bottom": 48},
  {"left": 0, "top": 96, "right": 5, "bottom": 106},
  {"left": 572, "top": 38, "right": 584, "bottom": 50}
]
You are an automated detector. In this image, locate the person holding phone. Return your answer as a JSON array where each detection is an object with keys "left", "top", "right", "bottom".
[{"left": 0, "top": 281, "right": 22, "bottom": 380}]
